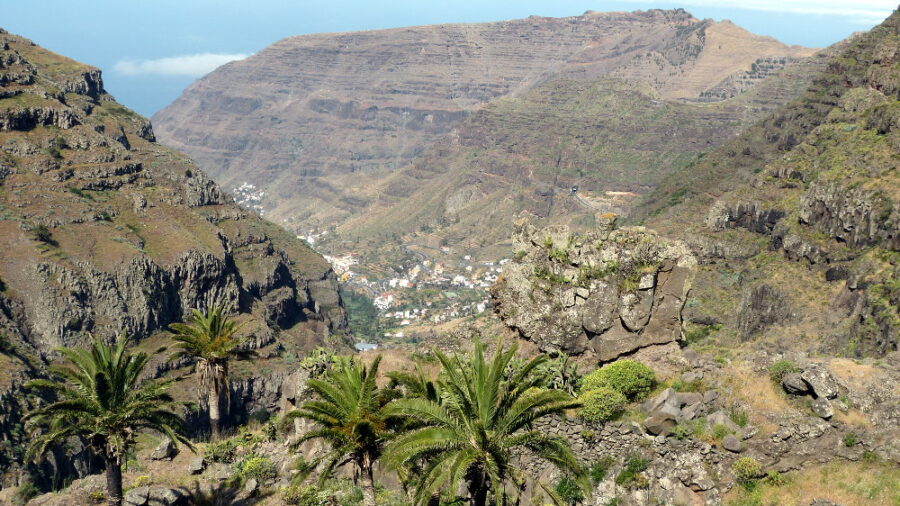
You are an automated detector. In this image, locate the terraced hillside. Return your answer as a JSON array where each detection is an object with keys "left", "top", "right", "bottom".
[
  {"left": 153, "top": 9, "right": 815, "bottom": 238},
  {"left": 337, "top": 51, "right": 832, "bottom": 257}
]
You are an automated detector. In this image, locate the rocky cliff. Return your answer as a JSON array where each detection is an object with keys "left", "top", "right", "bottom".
[
  {"left": 0, "top": 28, "right": 348, "bottom": 486},
  {"left": 152, "top": 9, "right": 815, "bottom": 246}
]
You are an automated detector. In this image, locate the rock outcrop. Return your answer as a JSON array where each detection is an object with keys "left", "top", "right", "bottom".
[{"left": 491, "top": 218, "right": 696, "bottom": 360}]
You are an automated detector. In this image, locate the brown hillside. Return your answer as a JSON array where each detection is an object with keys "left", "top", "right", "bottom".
[{"left": 152, "top": 9, "right": 815, "bottom": 235}]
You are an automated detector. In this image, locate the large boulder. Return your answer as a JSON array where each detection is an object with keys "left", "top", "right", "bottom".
[
  {"left": 491, "top": 220, "right": 696, "bottom": 360},
  {"left": 124, "top": 486, "right": 187, "bottom": 506},
  {"left": 707, "top": 411, "right": 740, "bottom": 432},
  {"left": 811, "top": 397, "right": 834, "bottom": 419},
  {"left": 781, "top": 373, "right": 810, "bottom": 395},
  {"left": 188, "top": 456, "right": 206, "bottom": 475},
  {"left": 150, "top": 439, "right": 177, "bottom": 461},
  {"left": 644, "top": 413, "right": 677, "bottom": 436},
  {"left": 722, "top": 434, "right": 743, "bottom": 453},
  {"left": 801, "top": 367, "right": 840, "bottom": 399}
]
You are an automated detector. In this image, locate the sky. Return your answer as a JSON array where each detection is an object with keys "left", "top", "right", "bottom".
[{"left": 2, "top": 1, "right": 896, "bottom": 116}]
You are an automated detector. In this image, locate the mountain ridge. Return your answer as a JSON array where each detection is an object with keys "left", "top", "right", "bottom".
[{"left": 152, "top": 9, "right": 815, "bottom": 238}]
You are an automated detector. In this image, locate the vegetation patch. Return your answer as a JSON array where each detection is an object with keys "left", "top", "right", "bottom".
[
  {"left": 578, "top": 387, "right": 627, "bottom": 423},
  {"left": 768, "top": 359, "right": 800, "bottom": 383},
  {"left": 236, "top": 455, "right": 277, "bottom": 483},
  {"left": 614, "top": 456, "right": 649, "bottom": 489},
  {"left": 582, "top": 360, "right": 656, "bottom": 400}
]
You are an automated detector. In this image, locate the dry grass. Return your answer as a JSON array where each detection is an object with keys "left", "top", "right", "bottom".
[
  {"left": 833, "top": 408, "right": 872, "bottom": 429},
  {"left": 827, "top": 358, "right": 880, "bottom": 390},
  {"left": 720, "top": 362, "right": 795, "bottom": 434},
  {"left": 725, "top": 460, "right": 900, "bottom": 506},
  {"left": 358, "top": 348, "right": 441, "bottom": 386}
]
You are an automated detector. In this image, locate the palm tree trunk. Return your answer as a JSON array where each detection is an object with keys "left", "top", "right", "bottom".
[
  {"left": 469, "top": 469, "right": 488, "bottom": 506},
  {"left": 105, "top": 456, "right": 123, "bottom": 506},
  {"left": 360, "top": 460, "right": 377, "bottom": 506},
  {"left": 209, "top": 382, "right": 221, "bottom": 440}
]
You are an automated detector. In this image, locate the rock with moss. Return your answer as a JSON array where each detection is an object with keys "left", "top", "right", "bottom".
[{"left": 491, "top": 220, "right": 696, "bottom": 360}]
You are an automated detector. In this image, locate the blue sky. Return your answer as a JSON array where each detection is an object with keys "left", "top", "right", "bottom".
[{"left": 3, "top": 1, "right": 896, "bottom": 116}]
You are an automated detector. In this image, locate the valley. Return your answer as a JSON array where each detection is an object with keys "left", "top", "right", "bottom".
[
  {"left": 153, "top": 10, "right": 837, "bottom": 348},
  {"left": 0, "top": 5, "right": 897, "bottom": 506}
]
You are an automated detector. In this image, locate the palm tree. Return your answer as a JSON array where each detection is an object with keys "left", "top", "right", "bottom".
[
  {"left": 289, "top": 355, "right": 396, "bottom": 506},
  {"left": 168, "top": 306, "right": 249, "bottom": 440},
  {"left": 25, "top": 335, "right": 191, "bottom": 506},
  {"left": 386, "top": 364, "right": 440, "bottom": 403},
  {"left": 384, "top": 341, "right": 585, "bottom": 506}
]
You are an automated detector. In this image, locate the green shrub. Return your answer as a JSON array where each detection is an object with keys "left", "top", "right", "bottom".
[
  {"left": 299, "top": 347, "right": 341, "bottom": 377},
  {"left": 671, "top": 378, "right": 704, "bottom": 392},
  {"left": 683, "top": 323, "right": 722, "bottom": 345},
  {"left": 88, "top": 490, "right": 106, "bottom": 503},
  {"left": 590, "top": 456, "right": 615, "bottom": 484},
  {"left": 614, "top": 456, "right": 649, "bottom": 488},
  {"left": 68, "top": 187, "right": 95, "bottom": 201},
  {"left": 238, "top": 456, "right": 277, "bottom": 483},
  {"left": 671, "top": 419, "right": 706, "bottom": 440},
  {"left": 13, "top": 482, "right": 39, "bottom": 505},
  {"left": 765, "top": 470, "right": 787, "bottom": 487},
  {"left": 29, "top": 224, "right": 53, "bottom": 244},
  {"left": 539, "top": 352, "right": 582, "bottom": 395},
  {"left": 582, "top": 360, "right": 655, "bottom": 400},
  {"left": 711, "top": 423, "right": 734, "bottom": 441},
  {"left": 283, "top": 479, "right": 361, "bottom": 505},
  {"left": 282, "top": 484, "right": 329, "bottom": 505},
  {"left": 728, "top": 406, "right": 750, "bottom": 428},
  {"left": 132, "top": 475, "right": 153, "bottom": 488},
  {"left": 578, "top": 387, "right": 627, "bottom": 423},
  {"left": 842, "top": 431, "right": 857, "bottom": 447},
  {"left": 732, "top": 457, "right": 762, "bottom": 483},
  {"left": 768, "top": 360, "right": 799, "bottom": 383},
  {"left": 205, "top": 438, "right": 239, "bottom": 463},
  {"left": 555, "top": 475, "right": 584, "bottom": 504}
]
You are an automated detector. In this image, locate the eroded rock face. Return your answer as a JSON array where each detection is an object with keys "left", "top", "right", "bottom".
[
  {"left": 800, "top": 181, "right": 898, "bottom": 250},
  {"left": 491, "top": 219, "right": 696, "bottom": 360}
]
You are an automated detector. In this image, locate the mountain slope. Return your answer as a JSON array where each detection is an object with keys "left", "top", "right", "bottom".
[
  {"left": 335, "top": 49, "right": 832, "bottom": 258},
  {"left": 0, "top": 28, "right": 347, "bottom": 484},
  {"left": 152, "top": 9, "right": 814, "bottom": 232},
  {"left": 630, "top": 9, "right": 899, "bottom": 356}
]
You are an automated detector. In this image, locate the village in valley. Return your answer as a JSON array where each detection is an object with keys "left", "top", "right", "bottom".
[
  {"left": 322, "top": 247, "right": 505, "bottom": 347},
  {"left": 231, "top": 182, "right": 502, "bottom": 348}
]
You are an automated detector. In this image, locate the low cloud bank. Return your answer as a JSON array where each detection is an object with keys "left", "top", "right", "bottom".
[{"left": 113, "top": 53, "right": 248, "bottom": 77}]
